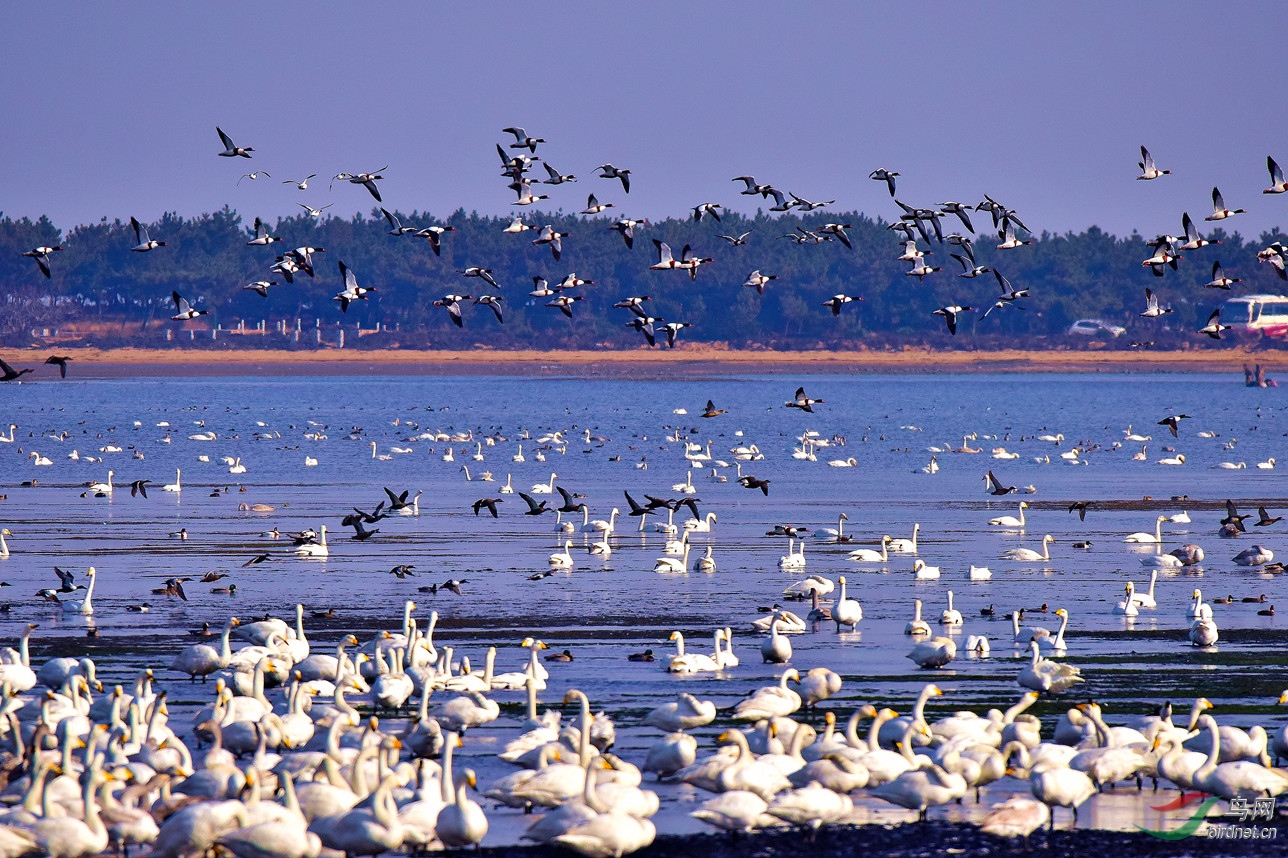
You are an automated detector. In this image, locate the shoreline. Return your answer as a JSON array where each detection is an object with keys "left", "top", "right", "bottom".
[{"left": 0, "top": 346, "right": 1280, "bottom": 377}]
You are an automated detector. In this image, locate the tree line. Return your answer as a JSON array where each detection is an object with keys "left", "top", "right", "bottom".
[{"left": 1, "top": 206, "right": 1286, "bottom": 350}]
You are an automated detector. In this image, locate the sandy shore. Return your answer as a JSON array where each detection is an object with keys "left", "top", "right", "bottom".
[{"left": 2, "top": 346, "right": 1280, "bottom": 376}]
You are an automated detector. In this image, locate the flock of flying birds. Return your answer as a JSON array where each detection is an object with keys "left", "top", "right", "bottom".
[{"left": 15, "top": 132, "right": 1288, "bottom": 345}]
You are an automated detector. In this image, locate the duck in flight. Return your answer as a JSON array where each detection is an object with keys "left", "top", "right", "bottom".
[
  {"left": 532, "top": 225, "right": 569, "bottom": 261},
  {"left": 786, "top": 387, "right": 824, "bottom": 413},
  {"left": 458, "top": 267, "right": 499, "bottom": 288},
  {"left": 130, "top": 217, "right": 166, "bottom": 252},
  {"left": 733, "top": 176, "right": 774, "bottom": 197},
  {"left": 701, "top": 400, "right": 726, "bottom": 418},
  {"left": 692, "top": 203, "right": 723, "bottom": 222},
  {"left": 597, "top": 164, "right": 631, "bottom": 193},
  {"left": 1137, "top": 146, "right": 1169, "bottom": 180},
  {"left": 743, "top": 270, "right": 778, "bottom": 294},
  {"left": 546, "top": 294, "right": 584, "bottom": 318},
  {"left": 415, "top": 225, "right": 456, "bottom": 256},
  {"left": 869, "top": 168, "right": 899, "bottom": 196},
  {"left": 821, "top": 294, "right": 861, "bottom": 316},
  {"left": 335, "top": 261, "right": 376, "bottom": 312},
  {"left": 819, "top": 223, "right": 853, "bottom": 248},
  {"left": 541, "top": 162, "right": 576, "bottom": 184},
  {"left": 985, "top": 470, "right": 1017, "bottom": 495},
  {"left": 1205, "top": 186, "right": 1245, "bottom": 221},
  {"left": 243, "top": 280, "right": 277, "bottom": 297},
  {"left": 381, "top": 208, "right": 418, "bottom": 236},
  {"left": 661, "top": 322, "right": 691, "bottom": 348},
  {"left": 502, "top": 126, "right": 544, "bottom": 152},
  {"left": 1179, "top": 212, "right": 1218, "bottom": 252},
  {"left": 1157, "top": 414, "right": 1192, "bottom": 437},
  {"left": 933, "top": 305, "right": 974, "bottom": 335},
  {"left": 216, "top": 127, "right": 253, "bottom": 158},
  {"left": 1140, "top": 288, "right": 1173, "bottom": 318},
  {"left": 247, "top": 217, "right": 281, "bottom": 246},
  {"left": 738, "top": 475, "right": 771, "bottom": 496},
  {"left": 434, "top": 294, "right": 471, "bottom": 327},
  {"left": 473, "top": 295, "right": 504, "bottom": 323},
  {"left": 1265, "top": 156, "right": 1287, "bottom": 194},
  {"left": 170, "top": 291, "right": 208, "bottom": 321},
  {"left": 718, "top": 231, "right": 752, "bottom": 246},
  {"left": 608, "top": 218, "right": 645, "bottom": 249},
  {"left": 1205, "top": 261, "right": 1241, "bottom": 290},
  {"left": 472, "top": 498, "right": 503, "bottom": 518},
  {"left": 0, "top": 360, "right": 33, "bottom": 382},
  {"left": 44, "top": 355, "right": 71, "bottom": 378},
  {"left": 22, "top": 245, "right": 61, "bottom": 278},
  {"left": 1198, "top": 309, "right": 1229, "bottom": 340},
  {"left": 581, "top": 194, "right": 613, "bottom": 215}
]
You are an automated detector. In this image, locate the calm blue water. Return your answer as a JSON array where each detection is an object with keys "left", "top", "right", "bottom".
[{"left": 0, "top": 371, "right": 1284, "bottom": 837}]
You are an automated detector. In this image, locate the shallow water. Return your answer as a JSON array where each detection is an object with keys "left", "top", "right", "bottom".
[{"left": 1, "top": 372, "right": 1286, "bottom": 841}]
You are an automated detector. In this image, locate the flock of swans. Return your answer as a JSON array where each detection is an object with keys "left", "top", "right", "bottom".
[{"left": 0, "top": 376, "right": 1286, "bottom": 854}]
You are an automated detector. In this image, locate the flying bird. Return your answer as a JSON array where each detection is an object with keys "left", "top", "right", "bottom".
[
  {"left": 786, "top": 387, "right": 824, "bottom": 413},
  {"left": 381, "top": 208, "right": 418, "bottom": 236},
  {"left": 415, "top": 225, "right": 456, "bottom": 256},
  {"left": 458, "top": 267, "right": 499, "bottom": 288},
  {"left": 701, "top": 400, "right": 726, "bottom": 418},
  {"left": 582, "top": 194, "right": 613, "bottom": 215},
  {"left": 0, "top": 360, "right": 33, "bottom": 382},
  {"left": 692, "top": 203, "right": 723, "bottom": 222},
  {"left": 869, "top": 168, "right": 899, "bottom": 196},
  {"left": 742, "top": 270, "right": 778, "bottom": 294},
  {"left": 247, "top": 217, "right": 281, "bottom": 246},
  {"left": 216, "top": 127, "right": 253, "bottom": 158},
  {"left": 297, "top": 202, "right": 333, "bottom": 218},
  {"left": 282, "top": 174, "right": 316, "bottom": 190},
  {"left": 243, "top": 281, "right": 277, "bottom": 297},
  {"left": 718, "top": 231, "right": 752, "bottom": 246},
  {"left": 1265, "top": 156, "right": 1288, "bottom": 194},
  {"left": 738, "top": 475, "right": 771, "bottom": 496},
  {"left": 985, "top": 471, "right": 1017, "bottom": 496},
  {"left": 473, "top": 295, "right": 504, "bottom": 323},
  {"left": 541, "top": 162, "right": 576, "bottom": 184},
  {"left": 546, "top": 295, "right": 584, "bottom": 318},
  {"left": 236, "top": 171, "right": 270, "bottom": 185},
  {"left": 22, "top": 245, "right": 61, "bottom": 278},
  {"left": 1156, "top": 414, "right": 1192, "bottom": 437},
  {"left": 1197, "top": 309, "right": 1229, "bottom": 340},
  {"left": 1140, "top": 288, "right": 1173, "bottom": 318},
  {"left": 1136, "top": 146, "right": 1169, "bottom": 180},
  {"left": 171, "top": 291, "right": 208, "bottom": 321},
  {"left": 502, "top": 127, "right": 545, "bottom": 152},
  {"left": 1205, "top": 187, "right": 1245, "bottom": 221},
  {"left": 933, "top": 306, "right": 974, "bottom": 335},
  {"left": 597, "top": 164, "right": 631, "bottom": 193},
  {"left": 44, "top": 355, "right": 71, "bottom": 378},
  {"left": 130, "top": 217, "right": 166, "bottom": 252},
  {"left": 821, "top": 295, "right": 861, "bottom": 316},
  {"left": 433, "top": 295, "right": 471, "bottom": 327},
  {"left": 1205, "top": 261, "right": 1241, "bottom": 290}
]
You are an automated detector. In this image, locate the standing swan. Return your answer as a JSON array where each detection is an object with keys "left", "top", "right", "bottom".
[
  {"left": 834, "top": 577, "right": 863, "bottom": 630},
  {"left": 162, "top": 469, "right": 182, "bottom": 493}
]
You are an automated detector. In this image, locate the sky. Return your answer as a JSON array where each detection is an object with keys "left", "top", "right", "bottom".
[{"left": 3, "top": 2, "right": 1287, "bottom": 242}]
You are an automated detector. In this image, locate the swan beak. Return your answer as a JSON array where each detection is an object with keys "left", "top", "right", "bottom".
[
  {"left": 928, "top": 685, "right": 943, "bottom": 697},
  {"left": 539, "top": 642, "right": 549, "bottom": 650},
  {"left": 883, "top": 708, "right": 899, "bottom": 719},
  {"left": 716, "top": 731, "right": 730, "bottom": 743},
  {"left": 1150, "top": 736, "right": 1161, "bottom": 751},
  {"left": 1278, "top": 691, "right": 1288, "bottom": 705},
  {"left": 466, "top": 771, "right": 477, "bottom": 788},
  {"left": 231, "top": 618, "right": 241, "bottom": 626}
]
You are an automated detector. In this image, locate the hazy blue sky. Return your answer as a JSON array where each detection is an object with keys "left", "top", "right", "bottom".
[{"left": 4, "top": 2, "right": 1286, "bottom": 241}]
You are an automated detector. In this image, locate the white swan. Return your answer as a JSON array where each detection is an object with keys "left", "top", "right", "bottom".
[
  {"left": 815, "top": 513, "right": 848, "bottom": 541},
  {"left": 1157, "top": 453, "right": 1185, "bottom": 466},
  {"left": 888, "top": 524, "right": 920, "bottom": 553},
  {"left": 1169, "top": 510, "right": 1191, "bottom": 523},
  {"left": 761, "top": 612, "right": 793, "bottom": 663},
  {"left": 531, "top": 473, "right": 557, "bottom": 494},
  {"left": 30, "top": 451, "right": 52, "bottom": 466},
  {"left": 683, "top": 512, "right": 717, "bottom": 533},
  {"left": 295, "top": 525, "right": 328, "bottom": 558},
  {"left": 833, "top": 576, "right": 862, "bottom": 630},
  {"left": 1002, "top": 534, "right": 1054, "bottom": 562},
  {"left": 549, "top": 540, "right": 574, "bottom": 568},
  {"left": 1037, "top": 609, "right": 1071, "bottom": 650},
  {"left": 88, "top": 470, "right": 114, "bottom": 493},
  {"left": 848, "top": 536, "right": 890, "bottom": 563},
  {"left": 1258, "top": 458, "right": 1276, "bottom": 470},
  {"left": 904, "top": 600, "right": 931, "bottom": 635},
  {"left": 1189, "top": 616, "right": 1219, "bottom": 647},
  {"left": 1124, "top": 516, "right": 1166, "bottom": 544},
  {"left": 162, "top": 469, "right": 182, "bottom": 492},
  {"left": 499, "top": 474, "right": 514, "bottom": 494},
  {"left": 228, "top": 458, "right": 247, "bottom": 474},
  {"left": 827, "top": 457, "right": 857, "bottom": 468},
  {"left": 968, "top": 565, "right": 992, "bottom": 581},
  {"left": 0, "top": 528, "right": 10, "bottom": 558},
  {"left": 907, "top": 636, "right": 957, "bottom": 669},
  {"left": 1112, "top": 582, "right": 1139, "bottom": 616},
  {"left": 989, "top": 502, "right": 1027, "bottom": 527},
  {"left": 1131, "top": 569, "right": 1158, "bottom": 608},
  {"left": 654, "top": 543, "right": 691, "bottom": 574},
  {"left": 939, "top": 591, "right": 962, "bottom": 625},
  {"left": 912, "top": 559, "right": 940, "bottom": 579},
  {"left": 783, "top": 575, "right": 833, "bottom": 597},
  {"left": 1189, "top": 589, "right": 1213, "bottom": 620},
  {"left": 1191, "top": 715, "right": 1288, "bottom": 798},
  {"left": 695, "top": 545, "right": 716, "bottom": 572},
  {"left": 778, "top": 539, "right": 806, "bottom": 570},
  {"left": 1215, "top": 461, "right": 1246, "bottom": 469},
  {"left": 1012, "top": 611, "right": 1051, "bottom": 644},
  {"left": 1017, "top": 640, "right": 1083, "bottom": 693},
  {"left": 62, "top": 567, "right": 97, "bottom": 614}
]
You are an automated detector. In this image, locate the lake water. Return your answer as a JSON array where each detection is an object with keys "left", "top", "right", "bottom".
[{"left": 1, "top": 371, "right": 1285, "bottom": 840}]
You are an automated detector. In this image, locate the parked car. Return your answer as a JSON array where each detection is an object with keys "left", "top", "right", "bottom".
[{"left": 1068, "top": 319, "right": 1125, "bottom": 337}]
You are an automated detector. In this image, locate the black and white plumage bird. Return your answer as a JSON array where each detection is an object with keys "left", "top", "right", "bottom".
[
  {"left": 790, "top": 193, "right": 833, "bottom": 212},
  {"left": 1137, "top": 146, "right": 1170, "bottom": 180},
  {"left": 473, "top": 295, "right": 504, "bottom": 323},
  {"left": 341, "top": 168, "right": 387, "bottom": 203},
  {"left": 334, "top": 261, "right": 376, "bottom": 312},
  {"left": 1068, "top": 501, "right": 1090, "bottom": 521},
  {"left": 458, "top": 267, "right": 499, "bottom": 289},
  {"left": 1265, "top": 156, "right": 1288, "bottom": 194},
  {"left": 582, "top": 194, "right": 613, "bottom": 215},
  {"left": 216, "top": 127, "right": 253, "bottom": 158},
  {"left": 503, "top": 127, "right": 545, "bottom": 152},
  {"left": 738, "top": 475, "right": 771, "bottom": 496},
  {"left": 718, "top": 231, "right": 751, "bottom": 246},
  {"left": 692, "top": 203, "right": 723, "bottom": 222},
  {"left": 1259, "top": 243, "right": 1288, "bottom": 280},
  {"left": 950, "top": 253, "right": 990, "bottom": 278},
  {"left": 869, "top": 168, "right": 899, "bottom": 196},
  {"left": 533, "top": 225, "right": 569, "bottom": 261},
  {"left": 819, "top": 223, "right": 853, "bottom": 248},
  {"left": 905, "top": 258, "right": 941, "bottom": 281},
  {"left": 985, "top": 471, "right": 1017, "bottom": 496},
  {"left": 608, "top": 218, "right": 646, "bottom": 249},
  {"left": 933, "top": 306, "right": 974, "bottom": 335},
  {"left": 547, "top": 295, "right": 584, "bottom": 318},
  {"left": 22, "top": 246, "right": 61, "bottom": 278},
  {"left": 1205, "top": 261, "right": 1241, "bottom": 290},
  {"left": 625, "top": 317, "right": 660, "bottom": 346},
  {"left": 661, "top": 322, "right": 691, "bottom": 348},
  {"left": 541, "top": 162, "right": 576, "bottom": 184},
  {"left": 1197, "top": 310, "right": 1229, "bottom": 340},
  {"left": 1179, "top": 212, "right": 1218, "bottom": 251},
  {"left": 236, "top": 171, "right": 270, "bottom": 185},
  {"left": 415, "top": 225, "right": 455, "bottom": 256},
  {"left": 558, "top": 273, "right": 593, "bottom": 289},
  {"left": 243, "top": 281, "right": 277, "bottom": 298},
  {"left": 597, "top": 164, "right": 631, "bottom": 193},
  {"left": 1141, "top": 239, "right": 1182, "bottom": 277},
  {"left": 129, "top": 479, "right": 149, "bottom": 498},
  {"left": 1140, "top": 288, "right": 1173, "bottom": 318},
  {"left": 1205, "top": 186, "right": 1245, "bottom": 221},
  {"left": 993, "top": 269, "right": 1029, "bottom": 302},
  {"left": 743, "top": 270, "right": 778, "bottom": 294},
  {"left": 434, "top": 295, "right": 471, "bottom": 327},
  {"left": 820, "top": 295, "right": 860, "bottom": 316},
  {"left": 732, "top": 176, "right": 774, "bottom": 197},
  {"left": 529, "top": 276, "right": 558, "bottom": 298},
  {"left": 649, "top": 240, "right": 680, "bottom": 271},
  {"left": 980, "top": 299, "right": 1023, "bottom": 321},
  {"left": 938, "top": 202, "right": 975, "bottom": 233},
  {"left": 510, "top": 180, "right": 548, "bottom": 206},
  {"left": 282, "top": 174, "right": 316, "bottom": 190},
  {"left": 614, "top": 296, "right": 651, "bottom": 316},
  {"left": 381, "top": 209, "right": 417, "bottom": 237},
  {"left": 786, "top": 387, "right": 824, "bottom": 413},
  {"left": 171, "top": 291, "right": 208, "bottom": 321},
  {"left": 246, "top": 217, "right": 280, "bottom": 246},
  {"left": 44, "top": 355, "right": 71, "bottom": 378},
  {"left": 1157, "top": 414, "right": 1192, "bottom": 437},
  {"left": 130, "top": 217, "right": 166, "bottom": 252},
  {"left": 297, "top": 202, "right": 333, "bottom": 218}
]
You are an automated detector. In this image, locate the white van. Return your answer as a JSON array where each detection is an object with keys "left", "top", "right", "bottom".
[{"left": 1220, "top": 294, "right": 1288, "bottom": 337}]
